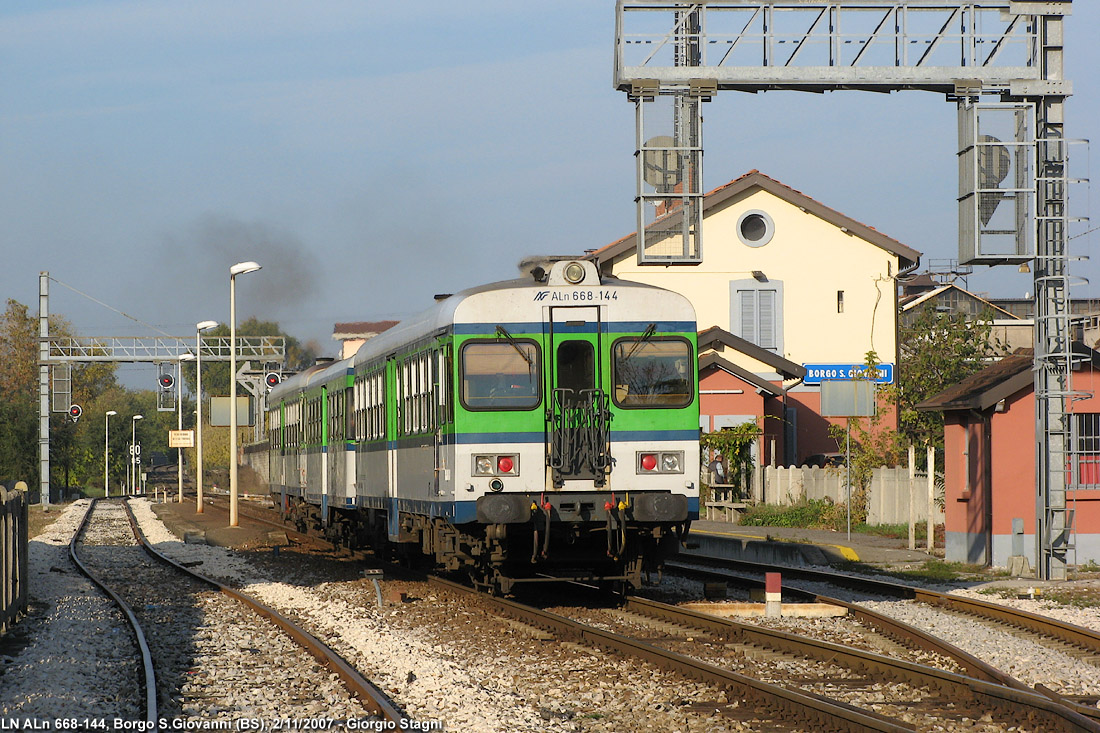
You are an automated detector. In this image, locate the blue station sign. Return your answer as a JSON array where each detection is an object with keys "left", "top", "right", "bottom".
[{"left": 803, "top": 363, "right": 894, "bottom": 385}]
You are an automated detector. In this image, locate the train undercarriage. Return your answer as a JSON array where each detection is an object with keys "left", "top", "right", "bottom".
[{"left": 281, "top": 494, "right": 688, "bottom": 594}]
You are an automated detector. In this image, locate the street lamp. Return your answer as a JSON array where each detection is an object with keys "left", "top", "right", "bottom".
[
  {"left": 177, "top": 353, "right": 195, "bottom": 503},
  {"left": 229, "top": 260, "right": 261, "bottom": 527},
  {"left": 195, "top": 320, "right": 219, "bottom": 514},
  {"left": 130, "top": 414, "right": 143, "bottom": 494},
  {"left": 104, "top": 410, "right": 117, "bottom": 498}
]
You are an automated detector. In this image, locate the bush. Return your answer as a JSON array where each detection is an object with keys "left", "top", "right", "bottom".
[{"left": 739, "top": 498, "right": 847, "bottom": 531}]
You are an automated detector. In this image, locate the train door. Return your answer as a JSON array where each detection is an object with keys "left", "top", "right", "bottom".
[{"left": 547, "top": 306, "right": 611, "bottom": 487}]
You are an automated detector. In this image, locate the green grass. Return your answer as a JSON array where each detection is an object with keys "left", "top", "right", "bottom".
[
  {"left": 873, "top": 560, "right": 986, "bottom": 583},
  {"left": 733, "top": 501, "right": 939, "bottom": 544},
  {"left": 851, "top": 522, "right": 930, "bottom": 541}
]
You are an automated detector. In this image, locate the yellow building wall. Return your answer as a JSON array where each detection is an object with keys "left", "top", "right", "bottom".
[{"left": 605, "top": 188, "right": 900, "bottom": 370}]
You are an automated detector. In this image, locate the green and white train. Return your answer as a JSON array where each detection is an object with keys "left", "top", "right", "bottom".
[{"left": 266, "top": 259, "right": 699, "bottom": 593}]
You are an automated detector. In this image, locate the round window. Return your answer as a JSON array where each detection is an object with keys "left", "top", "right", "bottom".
[{"left": 737, "top": 210, "right": 775, "bottom": 247}]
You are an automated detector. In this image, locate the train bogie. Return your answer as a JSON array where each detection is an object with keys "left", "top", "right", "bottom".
[{"left": 266, "top": 259, "right": 699, "bottom": 593}]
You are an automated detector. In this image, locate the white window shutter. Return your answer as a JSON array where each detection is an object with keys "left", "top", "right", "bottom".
[
  {"left": 758, "top": 290, "right": 776, "bottom": 349},
  {"left": 740, "top": 290, "right": 756, "bottom": 344}
]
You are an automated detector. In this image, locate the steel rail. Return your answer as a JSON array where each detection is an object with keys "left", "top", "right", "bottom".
[
  {"left": 670, "top": 555, "right": 1100, "bottom": 724},
  {"left": 211, "top": 498, "right": 1096, "bottom": 727},
  {"left": 427, "top": 576, "right": 917, "bottom": 732},
  {"left": 120, "top": 499, "right": 409, "bottom": 726},
  {"left": 625, "top": 594, "right": 1100, "bottom": 733},
  {"left": 676, "top": 554, "right": 1100, "bottom": 655},
  {"left": 69, "top": 499, "right": 158, "bottom": 725}
]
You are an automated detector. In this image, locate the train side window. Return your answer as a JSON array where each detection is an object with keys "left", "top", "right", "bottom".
[
  {"left": 438, "top": 347, "right": 451, "bottom": 425},
  {"left": 612, "top": 337, "right": 693, "bottom": 408},
  {"left": 375, "top": 371, "right": 385, "bottom": 439},
  {"left": 461, "top": 340, "right": 540, "bottom": 411}
]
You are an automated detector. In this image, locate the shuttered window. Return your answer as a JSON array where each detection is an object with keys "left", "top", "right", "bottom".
[{"left": 731, "top": 279, "right": 783, "bottom": 353}]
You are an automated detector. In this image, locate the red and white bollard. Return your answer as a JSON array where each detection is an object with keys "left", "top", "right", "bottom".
[{"left": 765, "top": 572, "right": 782, "bottom": 618}]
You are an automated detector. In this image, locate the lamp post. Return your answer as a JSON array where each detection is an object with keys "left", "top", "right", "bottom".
[
  {"left": 131, "top": 414, "right": 143, "bottom": 494},
  {"left": 195, "top": 320, "right": 219, "bottom": 514},
  {"left": 177, "top": 353, "right": 195, "bottom": 503},
  {"left": 229, "top": 261, "right": 261, "bottom": 527},
  {"left": 104, "top": 410, "right": 117, "bottom": 498}
]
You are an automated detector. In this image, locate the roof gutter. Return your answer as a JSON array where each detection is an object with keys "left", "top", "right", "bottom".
[{"left": 898, "top": 254, "right": 921, "bottom": 278}]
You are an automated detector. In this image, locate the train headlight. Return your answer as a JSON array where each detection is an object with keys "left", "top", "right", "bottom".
[
  {"left": 637, "top": 451, "right": 684, "bottom": 474},
  {"left": 563, "top": 262, "right": 586, "bottom": 284},
  {"left": 475, "top": 456, "right": 494, "bottom": 476}
]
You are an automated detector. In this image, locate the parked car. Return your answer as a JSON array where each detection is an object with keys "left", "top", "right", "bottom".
[{"left": 802, "top": 452, "right": 846, "bottom": 468}]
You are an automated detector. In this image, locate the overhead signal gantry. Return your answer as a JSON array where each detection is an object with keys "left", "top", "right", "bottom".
[{"left": 614, "top": 1, "right": 1085, "bottom": 579}]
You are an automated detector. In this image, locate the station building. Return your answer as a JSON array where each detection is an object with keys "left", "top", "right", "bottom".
[
  {"left": 917, "top": 345, "right": 1100, "bottom": 567},
  {"left": 588, "top": 170, "right": 921, "bottom": 466}
]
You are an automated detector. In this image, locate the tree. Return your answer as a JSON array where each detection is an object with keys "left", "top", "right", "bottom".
[
  {"left": 0, "top": 300, "right": 39, "bottom": 485},
  {"left": 895, "top": 305, "right": 1005, "bottom": 454},
  {"left": 0, "top": 298, "right": 119, "bottom": 490}
]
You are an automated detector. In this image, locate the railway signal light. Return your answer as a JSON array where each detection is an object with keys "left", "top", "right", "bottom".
[
  {"left": 159, "top": 373, "right": 174, "bottom": 391},
  {"left": 265, "top": 372, "right": 281, "bottom": 390},
  {"left": 68, "top": 404, "right": 82, "bottom": 423}
]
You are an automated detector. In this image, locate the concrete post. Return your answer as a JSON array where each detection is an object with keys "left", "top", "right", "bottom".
[{"left": 927, "top": 445, "right": 935, "bottom": 553}]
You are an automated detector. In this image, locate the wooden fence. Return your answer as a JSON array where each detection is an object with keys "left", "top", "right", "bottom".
[
  {"left": 1, "top": 482, "right": 29, "bottom": 635},
  {"left": 705, "top": 465, "right": 944, "bottom": 526}
]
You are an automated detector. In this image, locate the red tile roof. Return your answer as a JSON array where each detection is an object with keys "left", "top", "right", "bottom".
[{"left": 588, "top": 169, "right": 921, "bottom": 267}]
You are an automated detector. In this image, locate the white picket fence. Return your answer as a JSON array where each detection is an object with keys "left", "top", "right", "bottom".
[{"left": 706, "top": 465, "right": 944, "bottom": 525}]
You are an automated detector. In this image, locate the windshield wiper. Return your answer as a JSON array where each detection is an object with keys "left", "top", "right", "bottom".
[
  {"left": 621, "top": 323, "right": 657, "bottom": 363},
  {"left": 495, "top": 325, "right": 534, "bottom": 367}
]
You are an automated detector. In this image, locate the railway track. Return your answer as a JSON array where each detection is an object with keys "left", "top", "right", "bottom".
[
  {"left": 674, "top": 555, "right": 1100, "bottom": 659},
  {"left": 671, "top": 554, "right": 1100, "bottom": 722},
  {"left": 70, "top": 498, "right": 407, "bottom": 724},
  {"left": 198, "top": 495, "right": 1100, "bottom": 728},
  {"left": 428, "top": 574, "right": 1100, "bottom": 731}
]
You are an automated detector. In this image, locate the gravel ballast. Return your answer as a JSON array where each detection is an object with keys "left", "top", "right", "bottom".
[{"left": 8, "top": 499, "right": 1100, "bottom": 730}]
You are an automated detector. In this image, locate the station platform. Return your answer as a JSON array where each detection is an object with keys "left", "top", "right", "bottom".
[
  {"left": 684, "top": 519, "right": 939, "bottom": 569},
  {"left": 146, "top": 496, "right": 284, "bottom": 550}
]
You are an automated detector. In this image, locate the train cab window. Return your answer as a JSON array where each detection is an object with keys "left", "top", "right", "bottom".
[
  {"left": 556, "top": 340, "right": 595, "bottom": 405},
  {"left": 461, "top": 341, "right": 540, "bottom": 410},
  {"left": 612, "top": 337, "right": 693, "bottom": 408}
]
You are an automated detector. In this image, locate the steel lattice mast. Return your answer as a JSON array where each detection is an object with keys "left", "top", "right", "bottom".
[{"left": 614, "top": 1, "right": 1080, "bottom": 578}]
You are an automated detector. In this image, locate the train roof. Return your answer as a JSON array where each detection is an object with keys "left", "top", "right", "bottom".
[{"left": 269, "top": 261, "right": 693, "bottom": 399}]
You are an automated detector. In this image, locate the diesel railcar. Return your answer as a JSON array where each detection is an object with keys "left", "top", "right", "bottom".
[{"left": 266, "top": 259, "right": 699, "bottom": 592}]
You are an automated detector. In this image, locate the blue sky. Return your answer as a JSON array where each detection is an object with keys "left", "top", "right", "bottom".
[{"left": 2, "top": 1, "right": 1098, "bottom": 384}]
